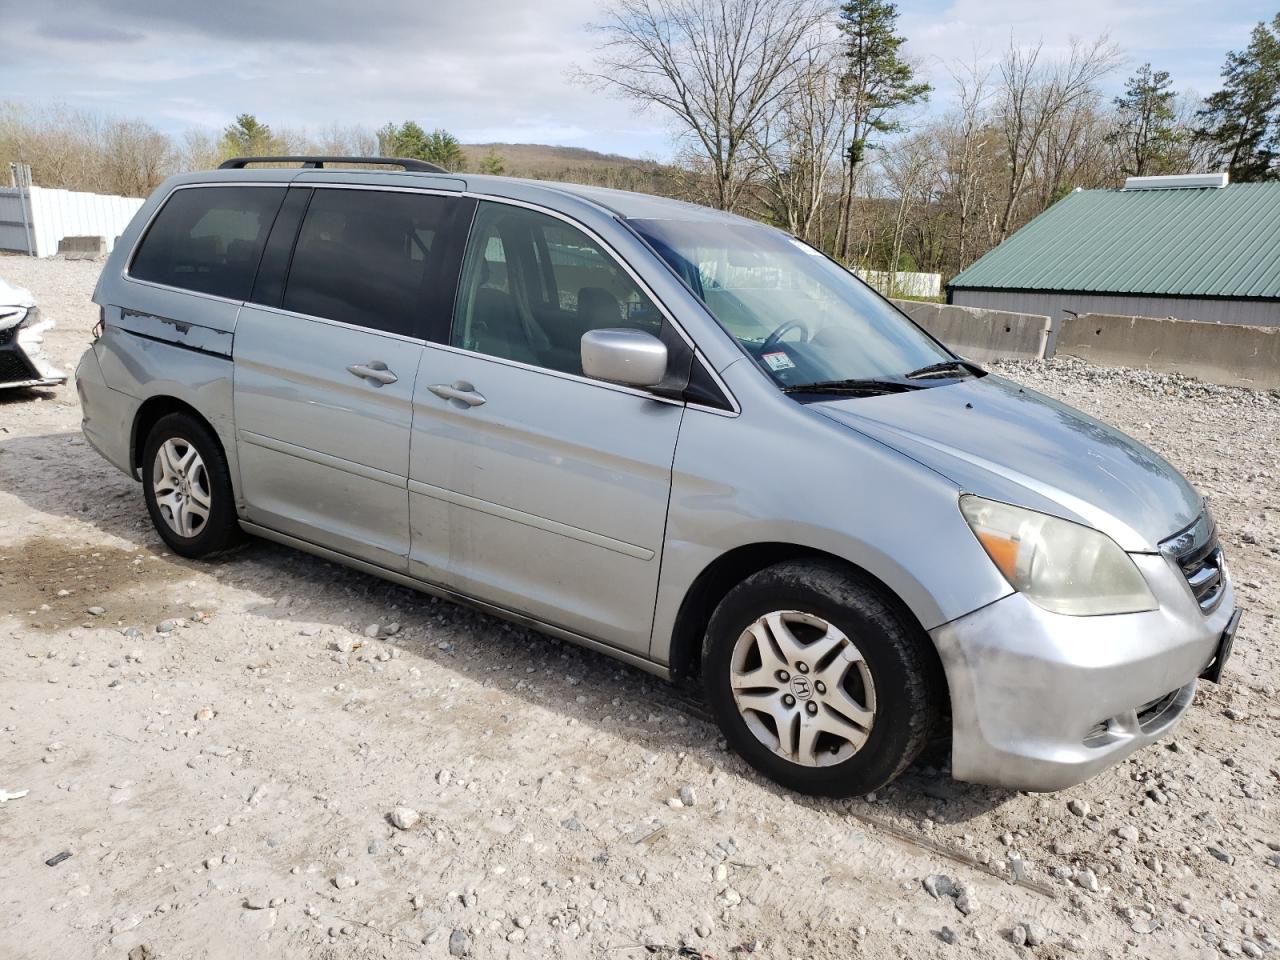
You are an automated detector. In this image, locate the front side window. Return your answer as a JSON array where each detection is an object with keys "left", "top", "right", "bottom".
[
  {"left": 283, "top": 189, "right": 455, "bottom": 338},
  {"left": 630, "top": 218, "right": 954, "bottom": 389},
  {"left": 130, "top": 186, "right": 284, "bottom": 300},
  {"left": 452, "top": 202, "right": 664, "bottom": 376}
]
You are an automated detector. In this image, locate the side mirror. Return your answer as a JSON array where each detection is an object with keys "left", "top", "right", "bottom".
[{"left": 580, "top": 328, "right": 668, "bottom": 388}]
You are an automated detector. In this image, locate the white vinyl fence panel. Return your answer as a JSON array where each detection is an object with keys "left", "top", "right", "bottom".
[
  {"left": 856, "top": 269, "right": 941, "bottom": 299},
  {"left": 0, "top": 185, "right": 144, "bottom": 258}
]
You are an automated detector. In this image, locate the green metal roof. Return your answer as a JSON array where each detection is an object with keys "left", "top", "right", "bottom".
[{"left": 949, "top": 182, "right": 1280, "bottom": 299}]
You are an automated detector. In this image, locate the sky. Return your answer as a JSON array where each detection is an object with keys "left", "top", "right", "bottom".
[{"left": 0, "top": 0, "right": 1274, "bottom": 160}]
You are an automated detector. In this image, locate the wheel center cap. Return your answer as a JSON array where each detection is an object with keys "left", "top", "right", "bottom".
[{"left": 790, "top": 675, "right": 813, "bottom": 700}]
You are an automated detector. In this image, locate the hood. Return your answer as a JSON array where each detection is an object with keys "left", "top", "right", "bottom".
[{"left": 813, "top": 374, "right": 1201, "bottom": 552}]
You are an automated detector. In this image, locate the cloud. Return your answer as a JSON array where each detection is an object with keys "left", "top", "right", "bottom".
[
  {"left": 898, "top": 0, "right": 1273, "bottom": 102},
  {"left": 0, "top": 0, "right": 673, "bottom": 156},
  {"left": 0, "top": 0, "right": 1273, "bottom": 158},
  {"left": 34, "top": 21, "right": 145, "bottom": 44}
]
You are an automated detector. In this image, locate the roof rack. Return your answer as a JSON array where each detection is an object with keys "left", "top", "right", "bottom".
[{"left": 218, "top": 156, "right": 448, "bottom": 174}]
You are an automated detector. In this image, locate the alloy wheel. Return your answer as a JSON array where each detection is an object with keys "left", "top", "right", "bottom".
[
  {"left": 152, "top": 437, "right": 211, "bottom": 538},
  {"left": 729, "top": 610, "right": 876, "bottom": 767}
]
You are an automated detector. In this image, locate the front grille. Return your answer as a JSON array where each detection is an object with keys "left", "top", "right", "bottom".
[
  {"left": 0, "top": 325, "right": 16, "bottom": 346},
  {"left": 0, "top": 348, "right": 36, "bottom": 383},
  {"left": 1083, "top": 685, "right": 1188, "bottom": 747},
  {"left": 1162, "top": 514, "right": 1225, "bottom": 615}
]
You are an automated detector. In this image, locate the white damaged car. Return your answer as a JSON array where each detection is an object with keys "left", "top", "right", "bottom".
[{"left": 0, "top": 276, "right": 66, "bottom": 389}]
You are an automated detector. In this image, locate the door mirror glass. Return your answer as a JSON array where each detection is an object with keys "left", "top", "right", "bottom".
[{"left": 580, "top": 328, "right": 667, "bottom": 388}]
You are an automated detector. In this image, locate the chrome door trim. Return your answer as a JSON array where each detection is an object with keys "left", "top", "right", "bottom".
[
  {"left": 239, "top": 520, "right": 671, "bottom": 679},
  {"left": 239, "top": 429, "right": 407, "bottom": 489},
  {"left": 421, "top": 340, "right": 684, "bottom": 408},
  {"left": 305, "top": 182, "right": 467, "bottom": 199},
  {"left": 407, "top": 477, "right": 655, "bottom": 561},
  {"left": 245, "top": 303, "right": 428, "bottom": 345}
]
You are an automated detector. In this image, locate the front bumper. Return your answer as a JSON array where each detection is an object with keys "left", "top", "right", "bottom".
[
  {"left": 0, "top": 315, "right": 66, "bottom": 388},
  {"left": 932, "top": 552, "right": 1237, "bottom": 791}
]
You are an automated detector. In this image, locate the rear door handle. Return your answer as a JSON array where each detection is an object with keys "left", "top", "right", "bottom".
[
  {"left": 428, "top": 381, "right": 487, "bottom": 407},
  {"left": 347, "top": 361, "right": 398, "bottom": 386}
]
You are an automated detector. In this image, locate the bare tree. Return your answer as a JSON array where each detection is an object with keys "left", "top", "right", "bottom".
[
  {"left": 937, "top": 58, "right": 997, "bottom": 271},
  {"left": 752, "top": 48, "right": 851, "bottom": 242},
  {"left": 175, "top": 129, "right": 225, "bottom": 171},
  {"left": 1036, "top": 94, "right": 1113, "bottom": 205},
  {"left": 100, "top": 119, "right": 172, "bottom": 196},
  {"left": 581, "top": 0, "right": 828, "bottom": 212},
  {"left": 994, "top": 35, "right": 1121, "bottom": 241},
  {"left": 878, "top": 130, "right": 939, "bottom": 293}
]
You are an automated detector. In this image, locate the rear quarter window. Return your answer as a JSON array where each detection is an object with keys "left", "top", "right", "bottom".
[{"left": 130, "top": 186, "right": 285, "bottom": 300}]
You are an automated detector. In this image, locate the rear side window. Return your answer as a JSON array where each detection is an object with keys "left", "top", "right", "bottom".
[
  {"left": 130, "top": 186, "right": 284, "bottom": 300},
  {"left": 283, "top": 189, "right": 457, "bottom": 338}
]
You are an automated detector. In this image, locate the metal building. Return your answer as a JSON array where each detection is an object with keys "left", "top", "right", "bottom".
[{"left": 948, "top": 174, "right": 1280, "bottom": 329}]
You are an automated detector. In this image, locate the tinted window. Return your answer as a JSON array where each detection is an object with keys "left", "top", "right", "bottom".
[
  {"left": 452, "top": 202, "right": 665, "bottom": 376},
  {"left": 131, "top": 186, "right": 284, "bottom": 300},
  {"left": 283, "top": 189, "right": 456, "bottom": 338}
]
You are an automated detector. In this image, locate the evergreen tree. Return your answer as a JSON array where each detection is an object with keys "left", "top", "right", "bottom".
[
  {"left": 422, "top": 129, "right": 465, "bottom": 171},
  {"left": 1110, "top": 63, "right": 1181, "bottom": 176},
  {"left": 1197, "top": 14, "right": 1280, "bottom": 181},
  {"left": 377, "top": 121, "right": 432, "bottom": 159},
  {"left": 478, "top": 149, "right": 506, "bottom": 176},
  {"left": 221, "top": 114, "right": 277, "bottom": 156},
  {"left": 835, "top": 0, "right": 930, "bottom": 259}
]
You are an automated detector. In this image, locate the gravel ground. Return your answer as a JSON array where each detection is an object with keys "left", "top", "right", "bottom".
[{"left": 1, "top": 254, "right": 1276, "bottom": 960}]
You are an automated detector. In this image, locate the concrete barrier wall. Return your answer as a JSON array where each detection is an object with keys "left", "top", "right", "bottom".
[
  {"left": 57, "top": 235, "right": 107, "bottom": 258},
  {"left": 1058, "top": 314, "right": 1280, "bottom": 390},
  {"left": 891, "top": 299, "right": 1051, "bottom": 362}
]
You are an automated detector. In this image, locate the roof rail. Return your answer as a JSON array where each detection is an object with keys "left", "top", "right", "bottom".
[{"left": 218, "top": 156, "right": 448, "bottom": 174}]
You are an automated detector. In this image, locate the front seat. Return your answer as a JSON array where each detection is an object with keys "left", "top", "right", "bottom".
[
  {"left": 577, "top": 286, "right": 623, "bottom": 335},
  {"left": 470, "top": 286, "right": 539, "bottom": 365}
]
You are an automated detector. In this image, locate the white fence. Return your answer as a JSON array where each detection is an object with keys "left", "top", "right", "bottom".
[
  {"left": 0, "top": 185, "right": 144, "bottom": 258},
  {"left": 856, "top": 269, "right": 941, "bottom": 299}
]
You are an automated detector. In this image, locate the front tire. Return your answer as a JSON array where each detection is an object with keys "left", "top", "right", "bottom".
[
  {"left": 703, "top": 559, "right": 941, "bottom": 797},
  {"left": 142, "top": 412, "right": 241, "bottom": 558}
]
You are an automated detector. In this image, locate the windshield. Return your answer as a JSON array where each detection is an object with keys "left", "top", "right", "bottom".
[{"left": 629, "top": 218, "right": 955, "bottom": 390}]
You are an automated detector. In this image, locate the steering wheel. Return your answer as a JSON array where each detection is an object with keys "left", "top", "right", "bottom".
[{"left": 761, "top": 319, "right": 810, "bottom": 352}]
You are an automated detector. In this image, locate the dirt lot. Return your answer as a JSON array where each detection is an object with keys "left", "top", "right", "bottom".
[{"left": 1, "top": 254, "right": 1276, "bottom": 960}]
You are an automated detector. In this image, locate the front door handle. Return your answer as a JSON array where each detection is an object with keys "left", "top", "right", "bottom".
[
  {"left": 428, "top": 381, "right": 487, "bottom": 407},
  {"left": 347, "top": 361, "right": 398, "bottom": 386}
]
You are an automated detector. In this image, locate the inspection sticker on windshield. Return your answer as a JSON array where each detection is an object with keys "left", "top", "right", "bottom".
[{"left": 762, "top": 351, "right": 796, "bottom": 371}]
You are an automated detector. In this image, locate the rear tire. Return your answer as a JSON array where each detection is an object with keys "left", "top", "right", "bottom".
[
  {"left": 142, "top": 412, "right": 241, "bottom": 558},
  {"left": 702, "top": 559, "right": 941, "bottom": 797}
]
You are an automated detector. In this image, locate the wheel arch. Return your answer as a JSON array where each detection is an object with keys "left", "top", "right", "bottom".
[
  {"left": 666, "top": 542, "right": 949, "bottom": 716},
  {"left": 131, "top": 396, "right": 223, "bottom": 477}
]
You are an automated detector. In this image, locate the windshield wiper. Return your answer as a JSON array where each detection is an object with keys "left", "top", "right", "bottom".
[
  {"left": 782, "top": 378, "right": 920, "bottom": 396},
  {"left": 904, "top": 359, "right": 983, "bottom": 380}
]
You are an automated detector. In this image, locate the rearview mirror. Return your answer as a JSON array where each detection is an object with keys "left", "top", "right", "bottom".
[{"left": 580, "top": 328, "right": 668, "bottom": 388}]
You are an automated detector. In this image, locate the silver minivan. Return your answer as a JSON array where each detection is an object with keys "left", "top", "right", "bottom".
[{"left": 77, "top": 156, "right": 1240, "bottom": 796}]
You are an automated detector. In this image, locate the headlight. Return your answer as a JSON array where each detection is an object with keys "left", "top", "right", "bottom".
[
  {"left": 960, "top": 495, "right": 1157, "bottom": 616},
  {"left": 0, "top": 305, "right": 30, "bottom": 329}
]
